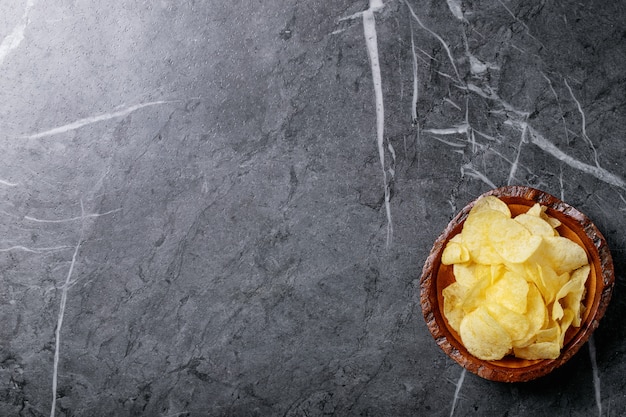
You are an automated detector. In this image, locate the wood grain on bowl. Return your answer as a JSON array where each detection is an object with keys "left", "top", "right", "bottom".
[{"left": 420, "top": 186, "right": 615, "bottom": 382}]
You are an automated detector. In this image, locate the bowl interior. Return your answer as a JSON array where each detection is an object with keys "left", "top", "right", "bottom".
[{"left": 421, "top": 187, "right": 614, "bottom": 382}]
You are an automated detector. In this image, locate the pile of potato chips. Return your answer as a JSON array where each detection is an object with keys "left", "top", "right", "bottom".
[{"left": 441, "top": 196, "right": 590, "bottom": 361}]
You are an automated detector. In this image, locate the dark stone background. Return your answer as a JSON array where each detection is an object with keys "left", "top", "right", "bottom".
[{"left": 1, "top": 0, "right": 625, "bottom": 415}]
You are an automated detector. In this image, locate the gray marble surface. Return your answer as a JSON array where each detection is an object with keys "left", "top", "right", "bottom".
[{"left": 1, "top": 0, "right": 625, "bottom": 416}]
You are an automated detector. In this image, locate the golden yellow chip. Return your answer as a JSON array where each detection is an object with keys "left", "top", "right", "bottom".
[
  {"left": 539, "top": 236, "right": 588, "bottom": 274},
  {"left": 461, "top": 274, "right": 491, "bottom": 313},
  {"left": 462, "top": 209, "right": 506, "bottom": 264},
  {"left": 453, "top": 263, "right": 487, "bottom": 288},
  {"left": 558, "top": 309, "right": 575, "bottom": 346},
  {"left": 552, "top": 298, "right": 565, "bottom": 321},
  {"left": 485, "top": 271, "right": 528, "bottom": 314},
  {"left": 535, "top": 325, "right": 560, "bottom": 343},
  {"left": 489, "top": 218, "right": 542, "bottom": 263},
  {"left": 560, "top": 265, "right": 590, "bottom": 327},
  {"left": 489, "top": 263, "right": 506, "bottom": 285},
  {"left": 441, "top": 240, "right": 470, "bottom": 265},
  {"left": 544, "top": 215, "right": 561, "bottom": 229},
  {"left": 459, "top": 306, "right": 512, "bottom": 361},
  {"left": 485, "top": 302, "right": 530, "bottom": 343},
  {"left": 442, "top": 282, "right": 468, "bottom": 333},
  {"left": 515, "top": 283, "right": 547, "bottom": 347},
  {"left": 441, "top": 196, "right": 590, "bottom": 361},
  {"left": 525, "top": 203, "right": 543, "bottom": 217},
  {"left": 450, "top": 233, "right": 463, "bottom": 243},
  {"left": 534, "top": 263, "right": 570, "bottom": 304},
  {"left": 514, "top": 212, "right": 556, "bottom": 237},
  {"left": 555, "top": 266, "right": 587, "bottom": 304},
  {"left": 471, "top": 195, "right": 511, "bottom": 217},
  {"left": 513, "top": 341, "right": 560, "bottom": 360}
]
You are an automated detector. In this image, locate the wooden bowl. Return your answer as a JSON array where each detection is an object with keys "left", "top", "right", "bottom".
[{"left": 420, "top": 186, "right": 614, "bottom": 382}]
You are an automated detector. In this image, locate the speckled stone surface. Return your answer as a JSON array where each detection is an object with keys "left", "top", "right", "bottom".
[{"left": 1, "top": 0, "right": 625, "bottom": 416}]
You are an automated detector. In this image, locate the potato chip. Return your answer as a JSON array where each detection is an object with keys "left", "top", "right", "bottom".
[
  {"left": 450, "top": 233, "right": 463, "bottom": 243},
  {"left": 461, "top": 274, "right": 491, "bottom": 313},
  {"left": 534, "top": 263, "right": 570, "bottom": 304},
  {"left": 442, "top": 282, "right": 468, "bottom": 333},
  {"left": 489, "top": 220, "right": 542, "bottom": 264},
  {"left": 453, "top": 263, "right": 487, "bottom": 288},
  {"left": 489, "top": 263, "right": 506, "bottom": 285},
  {"left": 552, "top": 298, "right": 564, "bottom": 321},
  {"left": 558, "top": 309, "right": 575, "bottom": 346},
  {"left": 441, "top": 196, "right": 590, "bottom": 361},
  {"left": 471, "top": 195, "right": 511, "bottom": 217},
  {"left": 503, "top": 260, "right": 525, "bottom": 278},
  {"left": 459, "top": 306, "right": 512, "bottom": 361},
  {"left": 515, "top": 284, "right": 547, "bottom": 347},
  {"left": 513, "top": 341, "right": 560, "bottom": 360},
  {"left": 544, "top": 216, "right": 562, "bottom": 229},
  {"left": 485, "top": 271, "right": 528, "bottom": 314},
  {"left": 559, "top": 265, "right": 589, "bottom": 327},
  {"left": 535, "top": 325, "right": 560, "bottom": 343},
  {"left": 441, "top": 240, "right": 470, "bottom": 265},
  {"left": 525, "top": 203, "right": 543, "bottom": 217},
  {"left": 514, "top": 213, "right": 556, "bottom": 237},
  {"left": 526, "top": 203, "right": 561, "bottom": 227},
  {"left": 462, "top": 209, "right": 506, "bottom": 264},
  {"left": 538, "top": 236, "right": 588, "bottom": 274},
  {"left": 485, "top": 302, "right": 530, "bottom": 343},
  {"left": 555, "top": 266, "right": 587, "bottom": 304}
]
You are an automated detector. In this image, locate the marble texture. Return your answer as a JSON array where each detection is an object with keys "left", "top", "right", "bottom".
[{"left": 1, "top": 0, "right": 625, "bottom": 416}]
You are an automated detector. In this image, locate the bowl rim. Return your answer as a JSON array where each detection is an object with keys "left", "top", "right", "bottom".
[{"left": 420, "top": 185, "right": 615, "bottom": 382}]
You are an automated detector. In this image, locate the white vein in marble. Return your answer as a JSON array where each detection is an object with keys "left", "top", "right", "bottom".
[
  {"left": 462, "top": 80, "right": 625, "bottom": 189},
  {"left": 461, "top": 163, "right": 497, "bottom": 189},
  {"left": 50, "top": 230, "right": 82, "bottom": 417},
  {"left": 542, "top": 73, "right": 571, "bottom": 145},
  {"left": 410, "top": 23, "right": 419, "bottom": 125},
  {"left": 564, "top": 79, "right": 600, "bottom": 168},
  {"left": 404, "top": 0, "right": 461, "bottom": 82},
  {"left": 446, "top": 0, "right": 465, "bottom": 22},
  {"left": 588, "top": 336, "right": 602, "bottom": 417},
  {"left": 508, "top": 125, "right": 527, "bottom": 185},
  {"left": 24, "top": 208, "right": 121, "bottom": 224},
  {"left": 362, "top": 0, "right": 393, "bottom": 246},
  {"left": 0, "top": 245, "right": 70, "bottom": 253},
  {"left": 449, "top": 369, "right": 466, "bottom": 417},
  {"left": 0, "top": 178, "right": 19, "bottom": 187},
  {"left": 423, "top": 123, "right": 470, "bottom": 136},
  {"left": 495, "top": 0, "right": 545, "bottom": 49},
  {"left": 23, "top": 101, "right": 172, "bottom": 139},
  {"left": 0, "top": 0, "right": 34, "bottom": 66},
  {"left": 522, "top": 123, "right": 625, "bottom": 189}
]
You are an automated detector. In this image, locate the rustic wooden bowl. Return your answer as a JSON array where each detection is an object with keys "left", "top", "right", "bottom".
[{"left": 420, "top": 186, "right": 614, "bottom": 382}]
